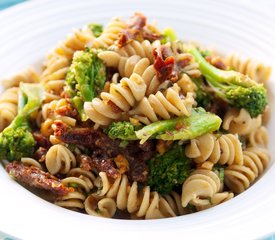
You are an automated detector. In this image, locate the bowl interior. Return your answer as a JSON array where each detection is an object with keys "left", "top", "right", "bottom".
[{"left": 0, "top": 0, "right": 274, "bottom": 239}]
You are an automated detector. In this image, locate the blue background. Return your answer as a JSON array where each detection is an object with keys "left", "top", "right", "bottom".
[{"left": 0, "top": 1, "right": 274, "bottom": 240}]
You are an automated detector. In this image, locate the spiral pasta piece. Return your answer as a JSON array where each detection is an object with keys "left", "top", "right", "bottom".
[
  {"left": 129, "top": 83, "right": 195, "bottom": 124},
  {"left": 41, "top": 26, "right": 95, "bottom": 101},
  {"left": 223, "top": 108, "right": 262, "bottom": 135},
  {"left": 181, "top": 169, "right": 222, "bottom": 207},
  {"left": 176, "top": 73, "right": 197, "bottom": 95},
  {"left": 84, "top": 73, "right": 147, "bottom": 126},
  {"left": 67, "top": 168, "right": 96, "bottom": 191},
  {"left": 84, "top": 195, "right": 117, "bottom": 218},
  {"left": 21, "top": 157, "right": 43, "bottom": 170},
  {"left": 176, "top": 52, "right": 202, "bottom": 78},
  {"left": 98, "top": 50, "right": 200, "bottom": 96},
  {"left": 40, "top": 98, "right": 76, "bottom": 138},
  {"left": 194, "top": 192, "right": 234, "bottom": 211},
  {"left": 225, "top": 53, "right": 272, "bottom": 83},
  {"left": 55, "top": 180, "right": 87, "bottom": 210},
  {"left": 55, "top": 168, "right": 96, "bottom": 210},
  {"left": 161, "top": 191, "right": 188, "bottom": 216},
  {"left": 1, "top": 67, "right": 39, "bottom": 89},
  {"left": 98, "top": 52, "right": 171, "bottom": 96},
  {"left": 45, "top": 144, "right": 76, "bottom": 175},
  {"left": 88, "top": 17, "right": 127, "bottom": 49},
  {"left": 41, "top": 98, "right": 76, "bottom": 126},
  {"left": 111, "top": 40, "right": 160, "bottom": 63},
  {"left": 93, "top": 172, "right": 176, "bottom": 219},
  {"left": 224, "top": 147, "right": 270, "bottom": 193},
  {"left": 55, "top": 191, "right": 86, "bottom": 210},
  {"left": 0, "top": 87, "right": 18, "bottom": 132},
  {"left": 247, "top": 126, "right": 268, "bottom": 147},
  {"left": 185, "top": 133, "right": 243, "bottom": 166}
]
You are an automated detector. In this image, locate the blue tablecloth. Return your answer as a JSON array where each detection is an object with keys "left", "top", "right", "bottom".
[
  {"left": 0, "top": 0, "right": 26, "bottom": 10},
  {"left": 0, "top": 1, "right": 274, "bottom": 240}
]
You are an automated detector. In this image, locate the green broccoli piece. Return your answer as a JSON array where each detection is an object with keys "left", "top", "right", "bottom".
[
  {"left": 105, "top": 121, "right": 141, "bottom": 141},
  {"left": 65, "top": 49, "right": 106, "bottom": 120},
  {"left": 185, "top": 45, "right": 268, "bottom": 118},
  {"left": 148, "top": 144, "right": 192, "bottom": 195},
  {"left": 105, "top": 108, "right": 221, "bottom": 144},
  {"left": 200, "top": 50, "right": 212, "bottom": 58},
  {"left": 213, "top": 165, "right": 225, "bottom": 183},
  {"left": 88, "top": 23, "right": 103, "bottom": 37},
  {"left": 161, "top": 27, "right": 177, "bottom": 44},
  {"left": 136, "top": 108, "right": 222, "bottom": 143},
  {"left": 0, "top": 83, "right": 44, "bottom": 161},
  {"left": 192, "top": 77, "right": 212, "bottom": 109}
]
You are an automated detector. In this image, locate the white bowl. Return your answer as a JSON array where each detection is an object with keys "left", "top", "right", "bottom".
[{"left": 0, "top": 0, "right": 274, "bottom": 239}]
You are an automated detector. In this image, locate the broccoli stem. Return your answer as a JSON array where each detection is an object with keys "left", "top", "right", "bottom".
[
  {"left": 161, "top": 27, "right": 177, "bottom": 44},
  {"left": 106, "top": 108, "right": 221, "bottom": 143},
  {"left": 185, "top": 45, "right": 268, "bottom": 117},
  {"left": 72, "top": 96, "right": 87, "bottom": 121},
  {"left": 19, "top": 83, "right": 44, "bottom": 116},
  {"left": 136, "top": 108, "right": 221, "bottom": 143},
  {"left": 155, "top": 108, "right": 221, "bottom": 141},
  {"left": 0, "top": 83, "right": 44, "bottom": 161},
  {"left": 185, "top": 45, "right": 254, "bottom": 89},
  {"left": 135, "top": 118, "right": 177, "bottom": 143}
]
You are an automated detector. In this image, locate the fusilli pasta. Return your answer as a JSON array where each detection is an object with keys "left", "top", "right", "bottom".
[
  {"left": 185, "top": 133, "right": 243, "bottom": 166},
  {"left": 21, "top": 157, "right": 43, "bottom": 170},
  {"left": 92, "top": 172, "right": 181, "bottom": 219},
  {"left": 84, "top": 195, "right": 117, "bottom": 218},
  {"left": 100, "top": 52, "right": 172, "bottom": 96},
  {"left": 0, "top": 87, "right": 18, "bottom": 132},
  {"left": 40, "top": 98, "right": 76, "bottom": 138},
  {"left": 110, "top": 39, "right": 160, "bottom": 63},
  {"left": 55, "top": 168, "right": 96, "bottom": 210},
  {"left": 225, "top": 53, "right": 272, "bottom": 84},
  {"left": 1, "top": 67, "right": 39, "bottom": 89},
  {"left": 88, "top": 17, "right": 126, "bottom": 49},
  {"left": 41, "top": 26, "right": 95, "bottom": 102},
  {"left": 129, "top": 83, "right": 195, "bottom": 124},
  {"left": 45, "top": 144, "right": 76, "bottom": 175},
  {"left": 181, "top": 169, "right": 222, "bottom": 207},
  {"left": 247, "top": 126, "right": 268, "bottom": 148},
  {"left": 194, "top": 192, "right": 234, "bottom": 211},
  {"left": 84, "top": 73, "right": 147, "bottom": 126},
  {"left": 223, "top": 108, "right": 262, "bottom": 135},
  {"left": 1, "top": 13, "right": 271, "bottom": 221},
  {"left": 224, "top": 147, "right": 270, "bottom": 193}
]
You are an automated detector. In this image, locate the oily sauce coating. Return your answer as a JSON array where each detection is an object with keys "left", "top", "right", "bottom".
[
  {"left": 78, "top": 154, "right": 120, "bottom": 179},
  {"left": 6, "top": 162, "right": 71, "bottom": 195}
]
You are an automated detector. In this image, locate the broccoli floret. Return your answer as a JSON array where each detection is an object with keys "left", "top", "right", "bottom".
[
  {"left": 136, "top": 108, "right": 222, "bottom": 143},
  {"left": 185, "top": 46, "right": 268, "bottom": 118},
  {"left": 0, "top": 83, "right": 44, "bottom": 161},
  {"left": 105, "top": 121, "right": 141, "bottom": 140},
  {"left": 148, "top": 144, "right": 192, "bottom": 195},
  {"left": 88, "top": 23, "right": 103, "bottom": 37},
  {"left": 65, "top": 49, "right": 106, "bottom": 120}
]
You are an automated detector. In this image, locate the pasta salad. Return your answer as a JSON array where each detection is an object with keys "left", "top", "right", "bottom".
[{"left": 0, "top": 13, "right": 271, "bottom": 219}]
